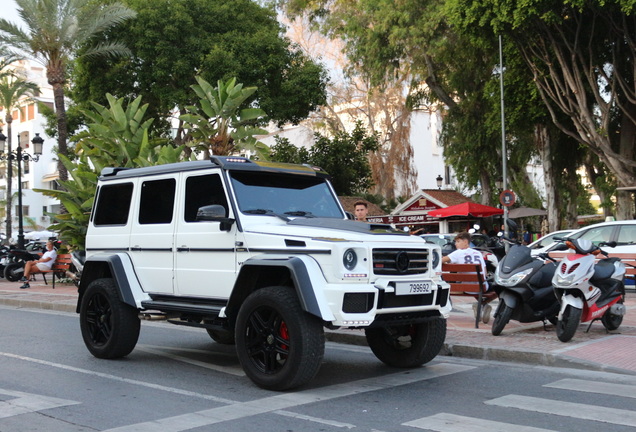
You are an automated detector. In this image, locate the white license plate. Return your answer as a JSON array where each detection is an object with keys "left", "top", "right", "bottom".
[{"left": 395, "top": 280, "right": 434, "bottom": 295}]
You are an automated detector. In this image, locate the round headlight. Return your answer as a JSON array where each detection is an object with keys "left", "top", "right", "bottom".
[
  {"left": 432, "top": 250, "right": 440, "bottom": 269},
  {"left": 343, "top": 248, "right": 357, "bottom": 270}
]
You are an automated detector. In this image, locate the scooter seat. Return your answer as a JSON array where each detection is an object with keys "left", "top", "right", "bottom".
[{"left": 591, "top": 259, "right": 615, "bottom": 282}]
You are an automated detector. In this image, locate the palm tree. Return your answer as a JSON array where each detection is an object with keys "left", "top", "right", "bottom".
[
  {"left": 0, "top": 75, "right": 39, "bottom": 241},
  {"left": 0, "top": 0, "right": 136, "bottom": 183}
]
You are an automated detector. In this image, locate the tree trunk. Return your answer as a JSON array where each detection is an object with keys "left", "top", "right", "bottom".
[
  {"left": 535, "top": 124, "right": 560, "bottom": 231},
  {"left": 615, "top": 106, "right": 636, "bottom": 220},
  {"left": 565, "top": 168, "right": 579, "bottom": 229},
  {"left": 479, "top": 170, "right": 491, "bottom": 205},
  {"left": 51, "top": 82, "right": 68, "bottom": 184}
]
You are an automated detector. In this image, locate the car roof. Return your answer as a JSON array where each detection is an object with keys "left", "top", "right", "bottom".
[{"left": 99, "top": 157, "right": 330, "bottom": 180}]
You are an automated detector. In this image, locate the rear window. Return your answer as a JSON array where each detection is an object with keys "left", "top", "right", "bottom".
[{"left": 93, "top": 183, "right": 134, "bottom": 226}]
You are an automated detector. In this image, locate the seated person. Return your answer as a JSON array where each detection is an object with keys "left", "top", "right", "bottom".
[
  {"left": 20, "top": 240, "right": 57, "bottom": 289},
  {"left": 442, "top": 232, "right": 492, "bottom": 319}
]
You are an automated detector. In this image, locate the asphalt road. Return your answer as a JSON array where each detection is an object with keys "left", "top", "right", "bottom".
[{"left": 1, "top": 305, "right": 636, "bottom": 432}]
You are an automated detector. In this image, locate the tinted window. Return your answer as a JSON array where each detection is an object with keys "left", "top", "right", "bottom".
[
  {"left": 94, "top": 183, "right": 134, "bottom": 226},
  {"left": 184, "top": 174, "right": 229, "bottom": 222},
  {"left": 230, "top": 172, "right": 344, "bottom": 218},
  {"left": 139, "top": 178, "right": 176, "bottom": 224}
]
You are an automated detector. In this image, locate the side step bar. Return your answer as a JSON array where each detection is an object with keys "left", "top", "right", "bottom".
[{"left": 141, "top": 300, "right": 225, "bottom": 316}]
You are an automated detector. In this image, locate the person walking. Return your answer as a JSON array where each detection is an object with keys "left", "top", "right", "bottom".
[{"left": 19, "top": 240, "right": 57, "bottom": 289}]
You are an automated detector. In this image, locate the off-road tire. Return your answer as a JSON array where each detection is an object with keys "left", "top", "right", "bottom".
[
  {"left": 206, "top": 329, "right": 235, "bottom": 345},
  {"left": 80, "top": 278, "right": 140, "bottom": 359},
  {"left": 556, "top": 305, "right": 581, "bottom": 342},
  {"left": 365, "top": 317, "right": 446, "bottom": 368},
  {"left": 601, "top": 298, "right": 624, "bottom": 331},
  {"left": 491, "top": 301, "right": 513, "bottom": 336},
  {"left": 235, "top": 286, "right": 325, "bottom": 391},
  {"left": 4, "top": 262, "right": 24, "bottom": 282}
]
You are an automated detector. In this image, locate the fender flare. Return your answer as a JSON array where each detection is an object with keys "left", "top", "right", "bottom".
[
  {"left": 77, "top": 253, "right": 147, "bottom": 312},
  {"left": 225, "top": 255, "right": 334, "bottom": 323}
]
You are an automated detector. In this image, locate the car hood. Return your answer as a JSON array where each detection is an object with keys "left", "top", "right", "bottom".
[{"left": 243, "top": 217, "right": 423, "bottom": 243}]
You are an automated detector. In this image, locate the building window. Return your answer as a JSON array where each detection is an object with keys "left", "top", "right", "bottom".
[
  {"left": 23, "top": 160, "right": 29, "bottom": 174},
  {"left": 21, "top": 181, "right": 29, "bottom": 190}
]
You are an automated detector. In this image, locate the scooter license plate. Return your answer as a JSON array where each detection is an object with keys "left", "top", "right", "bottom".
[{"left": 395, "top": 280, "right": 434, "bottom": 295}]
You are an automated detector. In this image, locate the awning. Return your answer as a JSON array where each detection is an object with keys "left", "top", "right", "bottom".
[
  {"left": 427, "top": 202, "right": 504, "bottom": 218},
  {"left": 41, "top": 172, "right": 59, "bottom": 182},
  {"left": 508, "top": 207, "right": 547, "bottom": 218}
]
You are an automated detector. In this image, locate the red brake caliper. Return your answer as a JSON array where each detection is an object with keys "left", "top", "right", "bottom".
[{"left": 279, "top": 321, "right": 289, "bottom": 354}]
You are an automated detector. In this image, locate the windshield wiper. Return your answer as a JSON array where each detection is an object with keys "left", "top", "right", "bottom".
[
  {"left": 284, "top": 211, "right": 316, "bottom": 218},
  {"left": 243, "top": 209, "right": 290, "bottom": 221}
]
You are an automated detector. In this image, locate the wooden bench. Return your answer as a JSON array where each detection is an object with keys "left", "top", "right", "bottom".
[
  {"left": 39, "top": 253, "right": 72, "bottom": 289},
  {"left": 441, "top": 263, "right": 497, "bottom": 328},
  {"left": 547, "top": 251, "right": 636, "bottom": 292}
]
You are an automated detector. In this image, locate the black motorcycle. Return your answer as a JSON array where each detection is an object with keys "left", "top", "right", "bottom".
[{"left": 491, "top": 243, "right": 560, "bottom": 335}]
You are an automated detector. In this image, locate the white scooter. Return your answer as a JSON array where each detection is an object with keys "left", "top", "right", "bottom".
[{"left": 550, "top": 238, "right": 627, "bottom": 342}]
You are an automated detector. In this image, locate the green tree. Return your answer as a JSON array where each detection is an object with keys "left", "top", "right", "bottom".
[
  {"left": 0, "top": 75, "right": 39, "bottom": 240},
  {"left": 180, "top": 77, "right": 268, "bottom": 158},
  {"left": 0, "top": 0, "right": 137, "bottom": 184},
  {"left": 71, "top": 0, "right": 328, "bottom": 138},
  {"left": 447, "top": 0, "right": 636, "bottom": 219},
  {"left": 36, "top": 94, "right": 188, "bottom": 249},
  {"left": 271, "top": 122, "right": 379, "bottom": 196}
]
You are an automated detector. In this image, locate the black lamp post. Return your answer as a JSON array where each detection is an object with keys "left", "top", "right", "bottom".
[
  {"left": 436, "top": 175, "right": 443, "bottom": 190},
  {"left": 0, "top": 133, "right": 44, "bottom": 249}
]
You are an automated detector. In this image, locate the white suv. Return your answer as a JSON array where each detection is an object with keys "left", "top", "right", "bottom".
[{"left": 77, "top": 157, "right": 450, "bottom": 390}]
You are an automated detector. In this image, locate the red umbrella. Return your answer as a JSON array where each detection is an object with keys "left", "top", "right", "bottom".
[{"left": 428, "top": 202, "right": 503, "bottom": 218}]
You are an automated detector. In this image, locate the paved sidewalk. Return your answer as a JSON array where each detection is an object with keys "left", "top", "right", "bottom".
[{"left": 1, "top": 278, "right": 635, "bottom": 375}]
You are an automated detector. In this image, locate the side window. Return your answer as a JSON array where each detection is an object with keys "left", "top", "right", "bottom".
[
  {"left": 577, "top": 226, "right": 614, "bottom": 246},
  {"left": 618, "top": 225, "right": 636, "bottom": 244},
  {"left": 139, "top": 178, "right": 176, "bottom": 224},
  {"left": 94, "top": 183, "right": 134, "bottom": 226},
  {"left": 184, "top": 174, "right": 229, "bottom": 222}
]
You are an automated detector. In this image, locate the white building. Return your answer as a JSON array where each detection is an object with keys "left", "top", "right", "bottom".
[{"left": 0, "top": 60, "right": 60, "bottom": 241}]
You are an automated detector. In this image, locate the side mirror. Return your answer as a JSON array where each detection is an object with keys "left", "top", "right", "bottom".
[{"left": 196, "top": 205, "right": 235, "bottom": 231}]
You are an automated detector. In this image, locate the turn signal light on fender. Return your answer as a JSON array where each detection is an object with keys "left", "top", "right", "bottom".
[{"left": 589, "top": 286, "right": 594, "bottom": 291}]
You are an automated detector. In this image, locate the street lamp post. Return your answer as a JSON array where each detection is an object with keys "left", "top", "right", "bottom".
[{"left": 0, "top": 133, "right": 44, "bottom": 249}]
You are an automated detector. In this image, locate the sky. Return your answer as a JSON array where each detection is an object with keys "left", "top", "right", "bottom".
[{"left": 2, "top": 1, "right": 22, "bottom": 26}]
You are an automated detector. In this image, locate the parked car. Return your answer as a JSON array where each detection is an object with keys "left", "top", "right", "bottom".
[
  {"left": 528, "top": 229, "right": 575, "bottom": 256},
  {"left": 544, "top": 221, "right": 636, "bottom": 253}
]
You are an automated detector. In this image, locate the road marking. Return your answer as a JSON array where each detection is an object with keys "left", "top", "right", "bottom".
[
  {"left": 486, "top": 394, "right": 636, "bottom": 427},
  {"left": 0, "top": 388, "right": 80, "bottom": 419},
  {"left": 545, "top": 378, "right": 636, "bottom": 399},
  {"left": 404, "top": 412, "right": 557, "bottom": 432},
  {"left": 0, "top": 351, "right": 236, "bottom": 404},
  {"left": 137, "top": 345, "right": 245, "bottom": 376},
  {"left": 102, "top": 363, "right": 475, "bottom": 432},
  {"left": 275, "top": 410, "right": 356, "bottom": 428}
]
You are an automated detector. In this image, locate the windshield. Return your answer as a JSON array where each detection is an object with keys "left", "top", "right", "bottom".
[{"left": 230, "top": 171, "right": 345, "bottom": 219}]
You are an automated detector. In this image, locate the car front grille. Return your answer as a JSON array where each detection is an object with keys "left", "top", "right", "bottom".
[{"left": 372, "top": 248, "right": 429, "bottom": 275}]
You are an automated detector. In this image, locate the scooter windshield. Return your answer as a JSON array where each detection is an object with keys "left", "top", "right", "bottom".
[{"left": 500, "top": 244, "right": 534, "bottom": 272}]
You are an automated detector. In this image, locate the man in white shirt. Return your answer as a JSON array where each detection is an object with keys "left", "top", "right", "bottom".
[
  {"left": 441, "top": 232, "right": 492, "bottom": 320},
  {"left": 20, "top": 240, "right": 57, "bottom": 289}
]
